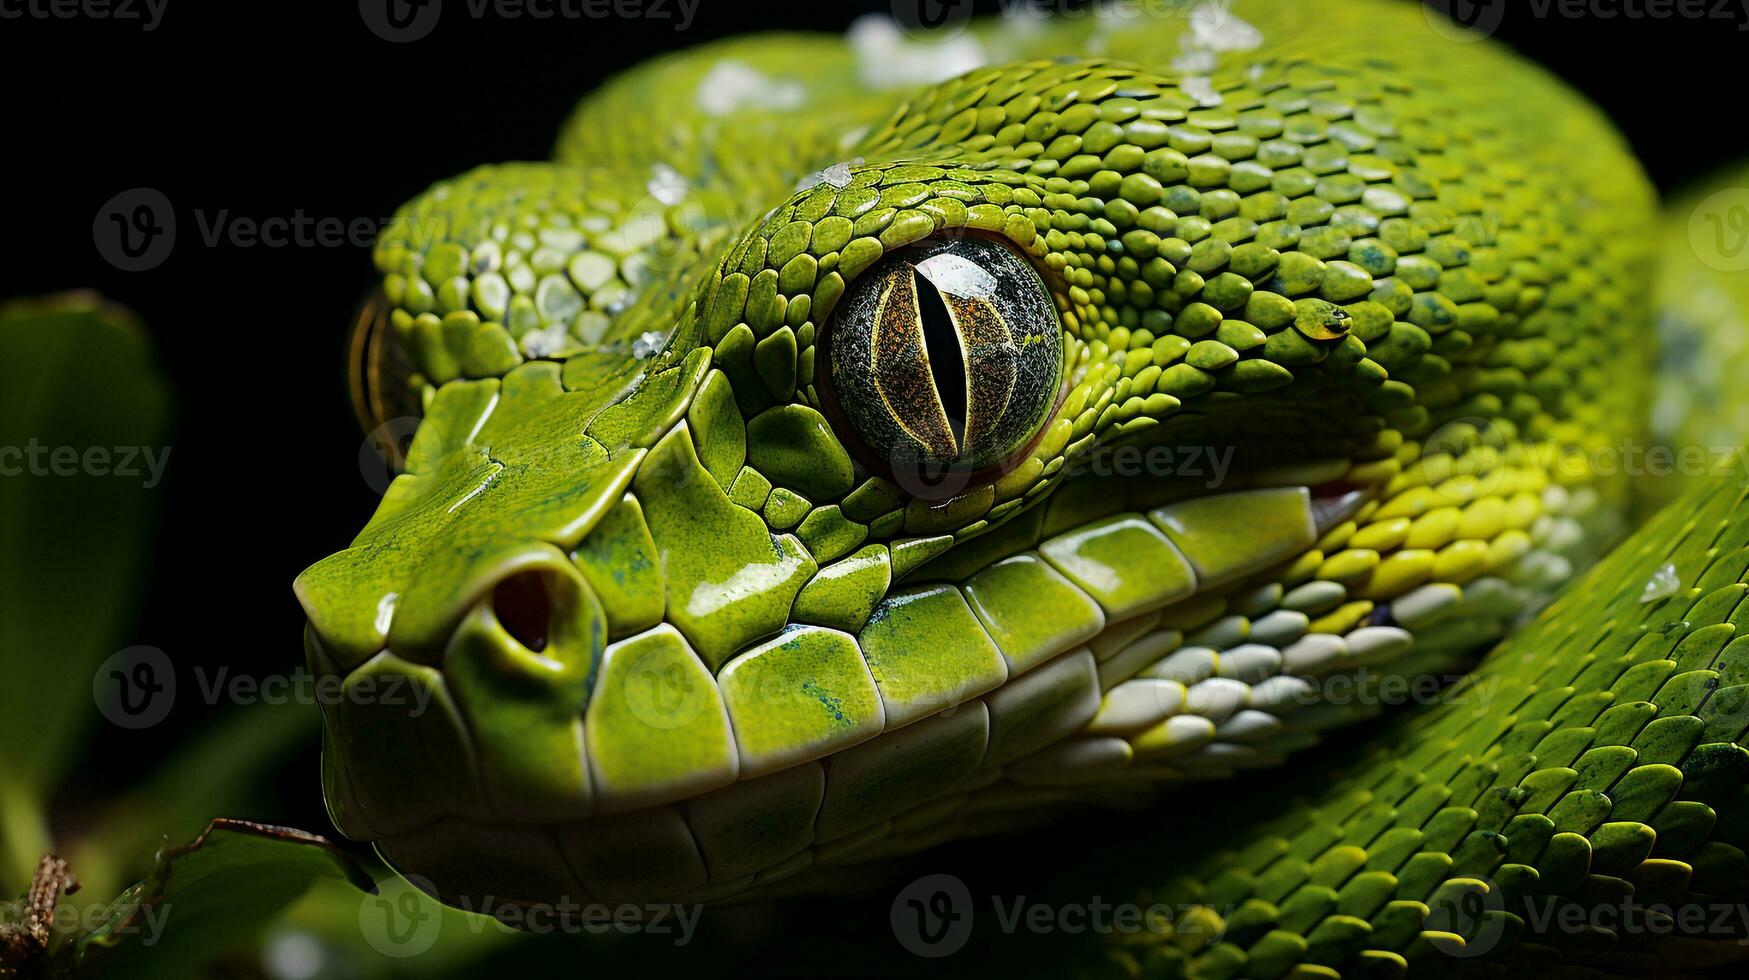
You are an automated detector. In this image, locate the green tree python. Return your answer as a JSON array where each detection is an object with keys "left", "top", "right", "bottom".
[{"left": 294, "top": 2, "right": 1749, "bottom": 973}]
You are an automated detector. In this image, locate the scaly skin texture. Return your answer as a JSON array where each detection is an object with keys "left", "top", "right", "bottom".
[
  {"left": 946, "top": 465, "right": 1749, "bottom": 979},
  {"left": 289, "top": 5, "right": 1742, "bottom": 967}
]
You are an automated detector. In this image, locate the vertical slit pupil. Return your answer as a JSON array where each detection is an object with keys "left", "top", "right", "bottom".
[
  {"left": 912, "top": 266, "right": 968, "bottom": 451},
  {"left": 493, "top": 571, "right": 551, "bottom": 654}
]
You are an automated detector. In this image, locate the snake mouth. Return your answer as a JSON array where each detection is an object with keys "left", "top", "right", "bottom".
[
  {"left": 307, "top": 464, "right": 1424, "bottom": 910},
  {"left": 303, "top": 545, "right": 605, "bottom": 837}
]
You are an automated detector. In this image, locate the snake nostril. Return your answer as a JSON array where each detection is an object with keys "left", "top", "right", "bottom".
[{"left": 492, "top": 570, "right": 553, "bottom": 655}]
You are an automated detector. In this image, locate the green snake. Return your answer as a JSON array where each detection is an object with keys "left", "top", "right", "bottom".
[{"left": 294, "top": 2, "right": 1749, "bottom": 973}]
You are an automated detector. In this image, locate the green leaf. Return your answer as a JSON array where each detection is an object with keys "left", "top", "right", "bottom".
[
  {"left": 63, "top": 820, "right": 372, "bottom": 979},
  {"left": 69, "top": 698, "right": 319, "bottom": 902},
  {"left": 0, "top": 295, "right": 172, "bottom": 818},
  {"left": 268, "top": 873, "right": 520, "bottom": 978}
]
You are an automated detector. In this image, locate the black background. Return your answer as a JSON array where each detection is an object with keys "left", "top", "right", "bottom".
[{"left": 4, "top": 0, "right": 1747, "bottom": 897}]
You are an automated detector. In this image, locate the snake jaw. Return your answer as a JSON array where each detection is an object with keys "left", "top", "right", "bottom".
[{"left": 300, "top": 455, "right": 1433, "bottom": 911}]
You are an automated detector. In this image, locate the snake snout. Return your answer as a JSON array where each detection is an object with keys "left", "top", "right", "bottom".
[
  {"left": 453, "top": 553, "right": 604, "bottom": 674},
  {"left": 300, "top": 543, "right": 608, "bottom": 863}
]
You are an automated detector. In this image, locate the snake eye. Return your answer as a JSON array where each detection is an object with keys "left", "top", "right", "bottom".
[{"left": 825, "top": 236, "right": 1062, "bottom": 476}]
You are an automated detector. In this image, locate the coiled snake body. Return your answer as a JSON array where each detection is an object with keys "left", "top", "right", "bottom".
[{"left": 296, "top": 2, "right": 1749, "bottom": 974}]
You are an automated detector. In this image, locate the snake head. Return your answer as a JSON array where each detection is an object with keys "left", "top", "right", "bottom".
[
  {"left": 296, "top": 8, "right": 1655, "bottom": 912},
  {"left": 297, "top": 337, "right": 688, "bottom": 864}
]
